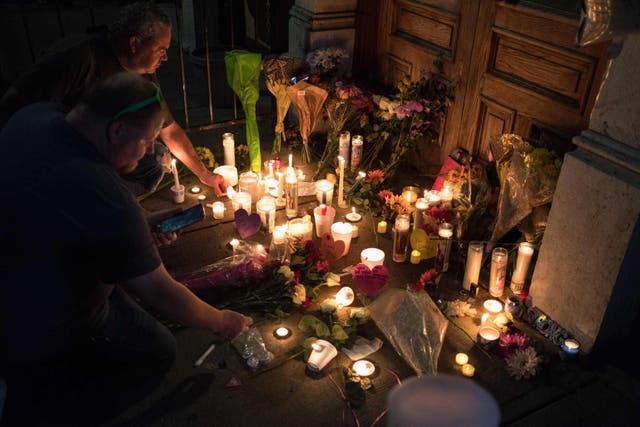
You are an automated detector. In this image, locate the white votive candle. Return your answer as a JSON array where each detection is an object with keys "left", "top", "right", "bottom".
[
  {"left": 212, "top": 201, "right": 225, "bottom": 219},
  {"left": 360, "top": 248, "right": 385, "bottom": 268},
  {"left": 274, "top": 327, "right": 291, "bottom": 339},
  {"left": 335, "top": 287, "right": 355, "bottom": 308},
  {"left": 213, "top": 165, "right": 238, "bottom": 187},
  {"left": 562, "top": 339, "right": 580, "bottom": 355},
  {"left": 222, "top": 132, "right": 235, "bottom": 166},
  {"left": 462, "top": 241, "right": 484, "bottom": 291},
  {"left": 353, "top": 360, "right": 375, "bottom": 377},
  {"left": 477, "top": 326, "right": 500, "bottom": 345},
  {"left": 510, "top": 242, "right": 535, "bottom": 294},
  {"left": 483, "top": 299, "right": 503, "bottom": 314},
  {"left": 331, "top": 222, "right": 354, "bottom": 257},
  {"left": 231, "top": 191, "right": 252, "bottom": 213}
]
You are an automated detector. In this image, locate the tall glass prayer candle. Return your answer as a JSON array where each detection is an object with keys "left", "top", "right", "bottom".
[
  {"left": 337, "top": 156, "right": 347, "bottom": 208},
  {"left": 339, "top": 131, "right": 350, "bottom": 168},
  {"left": 269, "top": 226, "right": 288, "bottom": 262},
  {"left": 315, "top": 179, "right": 334, "bottom": 206},
  {"left": 414, "top": 198, "right": 428, "bottom": 231},
  {"left": 222, "top": 132, "right": 235, "bottom": 166},
  {"left": 489, "top": 247, "right": 508, "bottom": 297},
  {"left": 435, "top": 222, "right": 453, "bottom": 272},
  {"left": 284, "top": 169, "right": 298, "bottom": 218},
  {"left": 350, "top": 135, "right": 364, "bottom": 172},
  {"left": 276, "top": 172, "right": 285, "bottom": 206},
  {"left": 462, "top": 241, "right": 484, "bottom": 291},
  {"left": 510, "top": 242, "right": 535, "bottom": 294},
  {"left": 239, "top": 171, "right": 259, "bottom": 201},
  {"left": 392, "top": 215, "right": 411, "bottom": 263},
  {"left": 256, "top": 196, "right": 276, "bottom": 233},
  {"left": 231, "top": 191, "right": 252, "bottom": 213}
]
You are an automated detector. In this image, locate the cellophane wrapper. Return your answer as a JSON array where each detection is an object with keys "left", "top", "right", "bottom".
[{"left": 369, "top": 288, "right": 448, "bottom": 375}]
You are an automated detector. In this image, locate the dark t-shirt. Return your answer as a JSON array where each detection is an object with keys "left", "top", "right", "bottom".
[
  {"left": 0, "top": 34, "right": 174, "bottom": 126},
  {"left": 0, "top": 103, "right": 162, "bottom": 365}
]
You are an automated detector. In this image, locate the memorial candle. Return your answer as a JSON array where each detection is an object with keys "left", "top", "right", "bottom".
[
  {"left": 461, "top": 364, "right": 475, "bottom": 378},
  {"left": 256, "top": 196, "right": 276, "bottom": 233},
  {"left": 414, "top": 198, "right": 428, "bottom": 231},
  {"left": 315, "top": 179, "right": 334, "bottom": 206},
  {"left": 239, "top": 171, "right": 259, "bottom": 201},
  {"left": 392, "top": 215, "right": 411, "bottom": 262},
  {"left": 337, "top": 156, "right": 347, "bottom": 208},
  {"left": 435, "top": 223, "right": 453, "bottom": 272},
  {"left": 510, "top": 242, "right": 535, "bottom": 294},
  {"left": 231, "top": 191, "right": 252, "bottom": 213},
  {"left": 284, "top": 169, "right": 298, "bottom": 218},
  {"left": 377, "top": 220, "right": 387, "bottom": 234},
  {"left": 307, "top": 340, "right": 338, "bottom": 372},
  {"left": 489, "top": 247, "right": 508, "bottom": 297},
  {"left": 331, "top": 222, "right": 354, "bottom": 257},
  {"left": 462, "top": 241, "right": 484, "bottom": 291},
  {"left": 276, "top": 172, "right": 285, "bottom": 206},
  {"left": 455, "top": 353, "right": 469, "bottom": 365},
  {"left": 350, "top": 135, "right": 364, "bottom": 172},
  {"left": 352, "top": 360, "right": 375, "bottom": 377},
  {"left": 222, "top": 132, "right": 235, "bottom": 166},
  {"left": 338, "top": 131, "right": 350, "bottom": 168}
]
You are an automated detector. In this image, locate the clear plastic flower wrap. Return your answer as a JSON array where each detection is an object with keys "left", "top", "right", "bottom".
[
  {"left": 368, "top": 288, "right": 448, "bottom": 376},
  {"left": 231, "top": 327, "right": 274, "bottom": 371}
]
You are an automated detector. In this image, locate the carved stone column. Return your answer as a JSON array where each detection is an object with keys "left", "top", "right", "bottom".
[
  {"left": 288, "top": 0, "right": 357, "bottom": 75},
  {"left": 529, "top": 34, "right": 640, "bottom": 355}
]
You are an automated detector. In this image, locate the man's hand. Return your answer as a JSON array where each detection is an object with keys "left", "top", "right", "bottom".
[
  {"left": 145, "top": 207, "right": 182, "bottom": 248},
  {"left": 199, "top": 171, "right": 227, "bottom": 197},
  {"left": 215, "top": 310, "right": 253, "bottom": 339}
]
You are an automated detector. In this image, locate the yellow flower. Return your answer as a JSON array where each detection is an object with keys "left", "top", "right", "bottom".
[
  {"left": 292, "top": 284, "right": 306, "bottom": 305},
  {"left": 278, "top": 265, "right": 295, "bottom": 282}
]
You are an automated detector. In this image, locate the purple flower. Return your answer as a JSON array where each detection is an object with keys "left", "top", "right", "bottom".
[
  {"left": 394, "top": 104, "right": 411, "bottom": 119},
  {"left": 406, "top": 100, "right": 423, "bottom": 112}
]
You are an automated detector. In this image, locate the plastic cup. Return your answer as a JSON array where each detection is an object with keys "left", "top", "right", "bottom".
[
  {"left": 314, "top": 205, "right": 336, "bottom": 238},
  {"left": 171, "top": 184, "right": 185, "bottom": 204}
]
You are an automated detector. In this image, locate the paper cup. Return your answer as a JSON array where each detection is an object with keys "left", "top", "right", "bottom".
[
  {"left": 313, "top": 205, "right": 336, "bottom": 238},
  {"left": 171, "top": 184, "right": 185, "bottom": 204}
]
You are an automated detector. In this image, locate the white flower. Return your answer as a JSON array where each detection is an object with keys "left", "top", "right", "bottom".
[
  {"left": 320, "top": 298, "right": 338, "bottom": 313},
  {"left": 292, "top": 284, "right": 306, "bottom": 305},
  {"left": 444, "top": 299, "right": 478, "bottom": 317},
  {"left": 349, "top": 307, "right": 370, "bottom": 324},
  {"left": 506, "top": 347, "right": 540, "bottom": 380},
  {"left": 324, "top": 272, "right": 341, "bottom": 287}
]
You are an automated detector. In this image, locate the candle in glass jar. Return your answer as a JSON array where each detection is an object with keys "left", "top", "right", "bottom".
[
  {"left": 392, "top": 215, "right": 411, "bottom": 263},
  {"left": 462, "top": 241, "right": 484, "bottom": 291},
  {"left": 435, "top": 223, "right": 453, "bottom": 272},
  {"left": 211, "top": 201, "right": 225, "bottom": 219},
  {"left": 360, "top": 248, "right": 385, "bottom": 268},
  {"left": 276, "top": 172, "right": 285, "bottom": 206},
  {"left": 414, "top": 198, "right": 428, "bottom": 231},
  {"left": 256, "top": 196, "right": 276, "bottom": 233},
  {"left": 483, "top": 299, "right": 503, "bottom": 314},
  {"left": 401, "top": 186, "right": 419, "bottom": 205},
  {"left": 489, "top": 247, "right": 508, "bottom": 297},
  {"left": 222, "top": 132, "right": 235, "bottom": 166},
  {"left": 239, "top": 171, "right": 259, "bottom": 201},
  {"left": 339, "top": 131, "right": 350, "bottom": 168},
  {"left": 426, "top": 190, "right": 441, "bottom": 207},
  {"left": 331, "top": 222, "right": 354, "bottom": 257},
  {"left": 410, "top": 250, "right": 421, "bottom": 264},
  {"left": 350, "top": 135, "right": 364, "bottom": 172},
  {"left": 288, "top": 218, "right": 313, "bottom": 243},
  {"left": 510, "top": 242, "right": 535, "bottom": 294},
  {"left": 231, "top": 191, "right": 252, "bottom": 213},
  {"left": 377, "top": 220, "right": 387, "bottom": 234},
  {"left": 477, "top": 326, "right": 500, "bottom": 345},
  {"left": 337, "top": 156, "right": 347, "bottom": 208},
  {"left": 315, "top": 179, "right": 334, "bottom": 206},
  {"left": 285, "top": 169, "right": 298, "bottom": 218},
  {"left": 561, "top": 338, "right": 580, "bottom": 355},
  {"left": 440, "top": 183, "right": 453, "bottom": 207}
]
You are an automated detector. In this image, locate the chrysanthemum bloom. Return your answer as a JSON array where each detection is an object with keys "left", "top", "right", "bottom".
[
  {"left": 366, "top": 170, "right": 385, "bottom": 186},
  {"left": 506, "top": 347, "right": 540, "bottom": 380},
  {"left": 499, "top": 332, "right": 530, "bottom": 357}
]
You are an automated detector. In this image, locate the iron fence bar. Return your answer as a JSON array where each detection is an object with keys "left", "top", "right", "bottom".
[
  {"left": 20, "top": 4, "right": 36, "bottom": 64},
  {"left": 203, "top": 1, "right": 214, "bottom": 123},
  {"left": 55, "top": 0, "right": 65, "bottom": 38},
  {"left": 229, "top": 0, "right": 238, "bottom": 121},
  {"left": 174, "top": 0, "right": 190, "bottom": 128},
  {"left": 88, "top": 0, "right": 96, "bottom": 29}
]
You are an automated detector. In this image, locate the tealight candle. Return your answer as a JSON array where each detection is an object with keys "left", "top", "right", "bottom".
[
  {"left": 335, "top": 287, "right": 355, "bottom": 308},
  {"left": 190, "top": 186, "right": 201, "bottom": 194},
  {"left": 274, "top": 327, "right": 291, "bottom": 339},
  {"left": 377, "top": 220, "right": 387, "bottom": 234},
  {"left": 561, "top": 338, "right": 580, "bottom": 355},
  {"left": 455, "top": 353, "right": 469, "bottom": 365},
  {"left": 212, "top": 201, "right": 225, "bottom": 219},
  {"left": 410, "top": 250, "right": 421, "bottom": 264},
  {"left": 483, "top": 299, "right": 503, "bottom": 314},
  {"left": 461, "top": 363, "right": 475, "bottom": 377},
  {"left": 352, "top": 360, "right": 375, "bottom": 377},
  {"left": 346, "top": 207, "right": 362, "bottom": 222},
  {"left": 360, "top": 248, "right": 385, "bottom": 268},
  {"left": 477, "top": 326, "right": 500, "bottom": 345}
]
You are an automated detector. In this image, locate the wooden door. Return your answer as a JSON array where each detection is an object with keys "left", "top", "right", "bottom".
[{"left": 373, "top": 0, "right": 609, "bottom": 169}]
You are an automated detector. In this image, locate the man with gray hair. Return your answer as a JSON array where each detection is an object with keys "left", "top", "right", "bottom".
[
  {"left": 0, "top": 72, "right": 252, "bottom": 425},
  {"left": 0, "top": 1, "right": 226, "bottom": 197}
]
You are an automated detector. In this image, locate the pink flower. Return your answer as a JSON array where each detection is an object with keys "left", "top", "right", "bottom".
[
  {"left": 366, "top": 170, "right": 385, "bottom": 186},
  {"left": 499, "top": 332, "right": 530, "bottom": 357},
  {"left": 378, "top": 189, "right": 393, "bottom": 200},
  {"left": 316, "top": 260, "right": 329, "bottom": 273},
  {"left": 394, "top": 104, "right": 411, "bottom": 119},
  {"left": 406, "top": 100, "right": 423, "bottom": 112}
]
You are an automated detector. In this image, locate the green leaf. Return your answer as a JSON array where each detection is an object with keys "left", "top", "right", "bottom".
[
  {"left": 331, "top": 325, "right": 349, "bottom": 342},
  {"left": 298, "top": 315, "right": 330, "bottom": 337}
]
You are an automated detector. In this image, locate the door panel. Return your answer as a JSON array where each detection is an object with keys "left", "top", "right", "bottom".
[{"left": 374, "top": 0, "right": 609, "bottom": 167}]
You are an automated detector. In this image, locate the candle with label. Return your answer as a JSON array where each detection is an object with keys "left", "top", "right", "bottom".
[
  {"left": 315, "top": 179, "right": 334, "bottom": 206},
  {"left": 414, "top": 198, "right": 428, "bottom": 231},
  {"left": 338, "top": 131, "right": 350, "bottom": 168},
  {"left": 337, "top": 156, "right": 347, "bottom": 208},
  {"left": 510, "top": 242, "right": 535, "bottom": 294},
  {"left": 284, "top": 169, "right": 298, "bottom": 218},
  {"left": 331, "top": 222, "right": 354, "bottom": 257},
  {"left": 462, "top": 241, "right": 484, "bottom": 291},
  {"left": 489, "top": 247, "right": 508, "bottom": 297}
]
